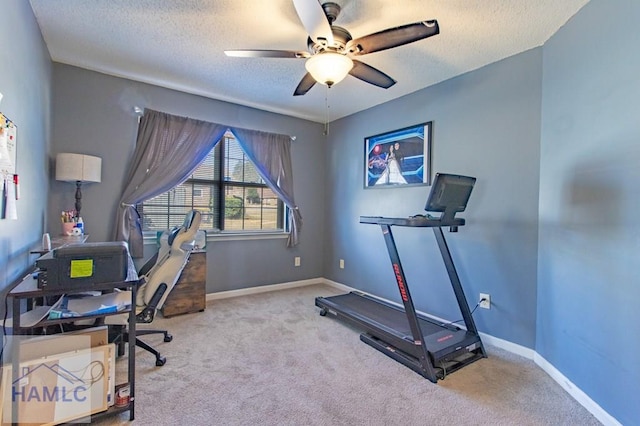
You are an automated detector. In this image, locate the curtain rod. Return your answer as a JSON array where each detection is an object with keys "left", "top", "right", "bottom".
[{"left": 132, "top": 106, "right": 296, "bottom": 140}]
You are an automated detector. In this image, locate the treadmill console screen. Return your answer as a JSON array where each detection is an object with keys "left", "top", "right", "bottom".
[{"left": 425, "top": 173, "right": 476, "bottom": 221}]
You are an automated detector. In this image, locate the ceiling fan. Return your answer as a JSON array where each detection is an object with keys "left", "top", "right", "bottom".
[{"left": 224, "top": 0, "right": 439, "bottom": 96}]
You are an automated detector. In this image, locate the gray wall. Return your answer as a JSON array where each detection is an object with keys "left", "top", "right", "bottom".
[
  {"left": 324, "top": 48, "right": 542, "bottom": 348},
  {"left": 0, "top": 1, "right": 52, "bottom": 292},
  {"left": 49, "top": 64, "right": 326, "bottom": 293},
  {"left": 537, "top": 0, "right": 640, "bottom": 423}
]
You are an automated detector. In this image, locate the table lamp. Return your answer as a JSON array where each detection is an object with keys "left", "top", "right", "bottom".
[{"left": 55, "top": 153, "right": 102, "bottom": 219}]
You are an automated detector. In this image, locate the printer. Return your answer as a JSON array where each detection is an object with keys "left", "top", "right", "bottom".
[{"left": 36, "top": 241, "right": 131, "bottom": 290}]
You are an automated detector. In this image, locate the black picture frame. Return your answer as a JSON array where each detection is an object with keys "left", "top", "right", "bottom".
[{"left": 364, "top": 122, "right": 432, "bottom": 188}]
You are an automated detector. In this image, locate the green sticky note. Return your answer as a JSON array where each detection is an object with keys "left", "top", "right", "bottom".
[{"left": 70, "top": 259, "right": 93, "bottom": 278}]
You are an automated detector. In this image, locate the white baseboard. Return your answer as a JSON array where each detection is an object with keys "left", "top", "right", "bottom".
[
  {"left": 206, "top": 278, "right": 618, "bottom": 425},
  {"left": 533, "top": 353, "right": 622, "bottom": 426},
  {"left": 479, "top": 332, "right": 535, "bottom": 359},
  {"left": 320, "top": 278, "right": 356, "bottom": 293},
  {"left": 205, "top": 278, "right": 323, "bottom": 301}
]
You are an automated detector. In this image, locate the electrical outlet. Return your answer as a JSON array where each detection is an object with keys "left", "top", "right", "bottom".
[
  {"left": 479, "top": 293, "right": 491, "bottom": 309},
  {"left": 294, "top": 256, "right": 301, "bottom": 267},
  {"left": 339, "top": 259, "right": 345, "bottom": 269}
]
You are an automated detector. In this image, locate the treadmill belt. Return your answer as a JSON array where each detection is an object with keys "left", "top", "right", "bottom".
[{"left": 325, "top": 292, "right": 445, "bottom": 340}]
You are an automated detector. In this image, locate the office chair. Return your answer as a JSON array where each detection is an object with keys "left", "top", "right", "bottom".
[{"left": 108, "top": 209, "right": 202, "bottom": 366}]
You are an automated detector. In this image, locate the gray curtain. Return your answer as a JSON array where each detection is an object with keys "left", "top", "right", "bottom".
[
  {"left": 231, "top": 127, "right": 302, "bottom": 247},
  {"left": 113, "top": 109, "right": 227, "bottom": 257}
]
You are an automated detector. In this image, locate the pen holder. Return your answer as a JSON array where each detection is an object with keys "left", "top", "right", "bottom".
[{"left": 62, "top": 222, "right": 76, "bottom": 236}]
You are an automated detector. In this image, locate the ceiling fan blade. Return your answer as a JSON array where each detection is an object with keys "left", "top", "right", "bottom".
[
  {"left": 349, "top": 60, "right": 396, "bottom": 89},
  {"left": 225, "top": 49, "right": 310, "bottom": 59},
  {"left": 293, "top": 72, "right": 317, "bottom": 96},
  {"left": 346, "top": 20, "right": 439, "bottom": 56},
  {"left": 292, "top": 0, "right": 334, "bottom": 45}
]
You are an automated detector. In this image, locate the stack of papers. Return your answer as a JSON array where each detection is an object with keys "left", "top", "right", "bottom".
[
  {"left": 48, "top": 291, "right": 132, "bottom": 319},
  {"left": 2, "top": 305, "right": 54, "bottom": 328}
]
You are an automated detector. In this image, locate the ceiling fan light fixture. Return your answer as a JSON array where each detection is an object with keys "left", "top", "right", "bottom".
[{"left": 305, "top": 52, "right": 353, "bottom": 87}]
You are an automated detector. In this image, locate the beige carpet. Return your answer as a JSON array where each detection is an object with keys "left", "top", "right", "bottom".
[{"left": 98, "top": 284, "right": 600, "bottom": 425}]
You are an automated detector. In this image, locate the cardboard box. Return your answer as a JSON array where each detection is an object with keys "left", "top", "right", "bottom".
[
  {"left": 19, "top": 326, "right": 108, "bottom": 360},
  {"left": 1, "top": 345, "right": 110, "bottom": 425},
  {"left": 16, "top": 327, "right": 116, "bottom": 408},
  {"left": 1, "top": 343, "right": 112, "bottom": 425}
]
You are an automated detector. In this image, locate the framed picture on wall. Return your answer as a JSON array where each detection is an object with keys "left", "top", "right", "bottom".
[{"left": 364, "top": 122, "right": 432, "bottom": 188}]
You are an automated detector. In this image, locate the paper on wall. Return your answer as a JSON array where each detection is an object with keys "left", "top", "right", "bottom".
[
  {"left": 4, "top": 176, "right": 17, "bottom": 219},
  {"left": 0, "top": 123, "right": 17, "bottom": 175}
]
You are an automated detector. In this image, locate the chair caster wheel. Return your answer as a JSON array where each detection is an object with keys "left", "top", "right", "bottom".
[
  {"left": 156, "top": 356, "right": 166, "bottom": 367},
  {"left": 319, "top": 308, "right": 327, "bottom": 316},
  {"left": 164, "top": 333, "right": 173, "bottom": 342}
]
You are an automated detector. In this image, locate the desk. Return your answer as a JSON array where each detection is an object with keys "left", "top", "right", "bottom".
[{"left": 6, "top": 272, "right": 139, "bottom": 423}]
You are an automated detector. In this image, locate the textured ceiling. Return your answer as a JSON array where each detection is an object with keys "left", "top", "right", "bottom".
[{"left": 29, "top": 0, "right": 589, "bottom": 123}]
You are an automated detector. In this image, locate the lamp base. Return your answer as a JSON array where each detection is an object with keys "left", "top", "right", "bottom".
[{"left": 75, "top": 181, "right": 83, "bottom": 218}]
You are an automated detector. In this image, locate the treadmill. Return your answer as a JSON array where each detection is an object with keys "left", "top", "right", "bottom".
[{"left": 316, "top": 173, "right": 487, "bottom": 382}]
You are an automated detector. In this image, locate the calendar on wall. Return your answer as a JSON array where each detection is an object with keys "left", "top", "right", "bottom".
[
  {"left": 0, "top": 112, "right": 17, "bottom": 175},
  {"left": 0, "top": 111, "right": 18, "bottom": 219}
]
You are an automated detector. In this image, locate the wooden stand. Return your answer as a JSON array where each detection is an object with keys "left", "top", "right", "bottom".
[{"left": 161, "top": 250, "right": 206, "bottom": 317}]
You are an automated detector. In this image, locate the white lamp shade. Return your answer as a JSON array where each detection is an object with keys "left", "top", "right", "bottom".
[
  {"left": 305, "top": 52, "right": 354, "bottom": 86},
  {"left": 56, "top": 153, "right": 102, "bottom": 183}
]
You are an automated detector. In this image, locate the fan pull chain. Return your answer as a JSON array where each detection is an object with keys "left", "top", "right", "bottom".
[{"left": 323, "top": 85, "right": 330, "bottom": 135}]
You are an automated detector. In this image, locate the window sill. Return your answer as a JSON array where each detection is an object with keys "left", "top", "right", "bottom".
[
  {"left": 143, "top": 231, "right": 288, "bottom": 244},
  {"left": 206, "top": 231, "right": 289, "bottom": 242}
]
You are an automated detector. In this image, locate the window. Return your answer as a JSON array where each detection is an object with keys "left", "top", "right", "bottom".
[{"left": 140, "top": 132, "right": 285, "bottom": 233}]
